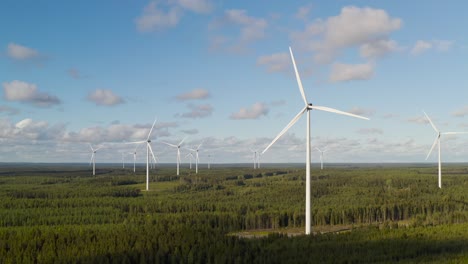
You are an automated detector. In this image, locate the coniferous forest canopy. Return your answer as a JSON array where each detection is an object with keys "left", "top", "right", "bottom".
[{"left": 0, "top": 164, "right": 467, "bottom": 263}]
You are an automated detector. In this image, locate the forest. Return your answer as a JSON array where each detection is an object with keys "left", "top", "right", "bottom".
[{"left": 0, "top": 164, "right": 467, "bottom": 263}]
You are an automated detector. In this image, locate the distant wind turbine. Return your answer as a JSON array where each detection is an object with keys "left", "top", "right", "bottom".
[
  {"left": 163, "top": 138, "right": 186, "bottom": 176},
  {"left": 250, "top": 148, "right": 258, "bottom": 169},
  {"left": 126, "top": 118, "right": 158, "bottom": 191},
  {"left": 262, "top": 47, "right": 369, "bottom": 235},
  {"left": 89, "top": 144, "right": 103, "bottom": 176},
  {"left": 315, "top": 147, "right": 326, "bottom": 170},
  {"left": 423, "top": 111, "right": 467, "bottom": 188},
  {"left": 186, "top": 152, "right": 194, "bottom": 170},
  {"left": 188, "top": 142, "right": 202, "bottom": 174},
  {"left": 208, "top": 154, "right": 211, "bottom": 169},
  {"left": 129, "top": 144, "right": 140, "bottom": 173}
]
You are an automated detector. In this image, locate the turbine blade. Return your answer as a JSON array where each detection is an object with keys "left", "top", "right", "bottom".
[
  {"left": 262, "top": 106, "right": 307, "bottom": 154},
  {"left": 423, "top": 111, "right": 439, "bottom": 133},
  {"left": 197, "top": 141, "right": 203, "bottom": 150},
  {"left": 89, "top": 153, "right": 94, "bottom": 165},
  {"left": 125, "top": 141, "right": 146, "bottom": 144},
  {"left": 162, "top": 141, "right": 178, "bottom": 148},
  {"left": 310, "top": 105, "right": 369, "bottom": 120},
  {"left": 289, "top": 47, "right": 308, "bottom": 106},
  {"left": 315, "top": 147, "right": 322, "bottom": 152},
  {"left": 148, "top": 143, "right": 157, "bottom": 163},
  {"left": 88, "top": 143, "right": 94, "bottom": 152},
  {"left": 178, "top": 137, "right": 187, "bottom": 146},
  {"left": 426, "top": 136, "right": 439, "bottom": 160},
  {"left": 147, "top": 117, "right": 157, "bottom": 141},
  {"left": 442, "top": 132, "right": 468, "bottom": 135}
]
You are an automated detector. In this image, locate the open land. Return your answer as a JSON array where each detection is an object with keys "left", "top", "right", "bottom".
[{"left": 0, "top": 164, "right": 467, "bottom": 263}]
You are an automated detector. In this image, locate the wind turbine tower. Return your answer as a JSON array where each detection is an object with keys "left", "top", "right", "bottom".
[
  {"left": 89, "top": 144, "right": 102, "bottom": 176},
  {"left": 163, "top": 138, "right": 186, "bottom": 176},
  {"left": 423, "top": 111, "right": 467, "bottom": 188},
  {"left": 262, "top": 47, "right": 369, "bottom": 235},
  {"left": 126, "top": 118, "right": 158, "bottom": 191}
]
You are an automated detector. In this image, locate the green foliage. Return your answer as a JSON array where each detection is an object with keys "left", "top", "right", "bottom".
[{"left": 0, "top": 165, "right": 467, "bottom": 263}]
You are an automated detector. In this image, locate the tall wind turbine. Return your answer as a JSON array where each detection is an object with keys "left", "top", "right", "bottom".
[
  {"left": 262, "top": 47, "right": 369, "bottom": 235},
  {"left": 208, "top": 154, "right": 211, "bottom": 169},
  {"left": 126, "top": 118, "right": 157, "bottom": 191},
  {"left": 162, "top": 138, "right": 186, "bottom": 175},
  {"left": 89, "top": 144, "right": 103, "bottom": 176},
  {"left": 315, "top": 147, "right": 326, "bottom": 170},
  {"left": 188, "top": 142, "right": 203, "bottom": 174},
  {"left": 423, "top": 111, "right": 467, "bottom": 188}
]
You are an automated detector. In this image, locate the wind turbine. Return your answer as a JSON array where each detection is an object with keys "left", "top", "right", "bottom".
[
  {"left": 262, "top": 47, "right": 369, "bottom": 235},
  {"left": 315, "top": 147, "right": 326, "bottom": 170},
  {"left": 208, "top": 154, "right": 211, "bottom": 169},
  {"left": 129, "top": 144, "right": 140, "bottom": 173},
  {"left": 186, "top": 152, "right": 194, "bottom": 170},
  {"left": 89, "top": 144, "right": 103, "bottom": 176},
  {"left": 121, "top": 152, "right": 125, "bottom": 169},
  {"left": 250, "top": 149, "right": 258, "bottom": 169},
  {"left": 162, "top": 138, "right": 186, "bottom": 175},
  {"left": 423, "top": 111, "right": 467, "bottom": 188},
  {"left": 126, "top": 118, "right": 158, "bottom": 191},
  {"left": 188, "top": 142, "right": 203, "bottom": 174}
]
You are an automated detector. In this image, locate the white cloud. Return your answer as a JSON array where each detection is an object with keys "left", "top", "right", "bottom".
[
  {"left": 87, "top": 89, "right": 124, "bottom": 106},
  {"left": 329, "top": 62, "right": 374, "bottom": 82},
  {"left": 210, "top": 9, "right": 267, "bottom": 52},
  {"left": 179, "top": 104, "right": 213, "bottom": 119},
  {"left": 135, "top": 0, "right": 212, "bottom": 32},
  {"left": 181, "top": 128, "right": 199, "bottom": 135},
  {"left": 7, "top": 43, "right": 39, "bottom": 60},
  {"left": 135, "top": 2, "right": 182, "bottom": 32},
  {"left": 356, "top": 128, "right": 383, "bottom": 135},
  {"left": 360, "top": 39, "right": 399, "bottom": 59},
  {"left": 407, "top": 116, "right": 429, "bottom": 125},
  {"left": 452, "top": 106, "right": 468, "bottom": 117},
  {"left": 291, "top": 6, "right": 401, "bottom": 63},
  {"left": 175, "top": 0, "right": 212, "bottom": 13},
  {"left": 411, "top": 40, "right": 432, "bottom": 55},
  {"left": 257, "top": 52, "right": 290, "bottom": 73},
  {"left": 2, "top": 80, "right": 61, "bottom": 107},
  {"left": 295, "top": 5, "right": 312, "bottom": 21},
  {"left": 230, "top": 102, "right": 269, "bottom": 120},
  {"left": 411, "top": 39, "right": 454, "bottom": 55},
  {"left": 176, "top": 88, "right": 210, "bottom": 100}
]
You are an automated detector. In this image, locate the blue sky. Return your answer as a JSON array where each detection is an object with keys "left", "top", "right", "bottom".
[{"left": 1, "top": 0, "right": 468, "bottom": 164}]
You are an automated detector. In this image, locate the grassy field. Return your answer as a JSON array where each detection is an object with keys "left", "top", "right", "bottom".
[{"left": 0, "top": 164, "right": 467, "bottom": 263}]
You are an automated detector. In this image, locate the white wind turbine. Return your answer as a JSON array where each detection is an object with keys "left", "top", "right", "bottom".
[
  {"left": 423, "top": 111, "right": 467, "bottom": 188},
  {"left": 250, "top": 148, "right": 258, "bottom": 169},
  {"left": 262, "top": 47, "right": 369, "bottom": 235},
  {"left": 126, "top": 118, "right": 158, "bottom": 191},
  {"left": 315, "top": 147, "right": 326, "bottom": 170},
  {"left": 186, "top": 152, "right": 194, "bottom": 170},
  {"left": 188, "top": 142, "right": 203, "bottom": 174},
  {"left": 129, "top": 144, "right": 140, "bottom": 173},
  {"left": 208, "top": 154, "right": 211, "bottom": 169},
  {"left": 162, "top": 138, "right": 186, "bottom": 175},
  {"left": 89, "top": 144, "right": 103, "bottom": 176}
]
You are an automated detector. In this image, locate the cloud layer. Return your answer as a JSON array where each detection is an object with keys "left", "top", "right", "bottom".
[
  {"left": 2, "top": 80, "right": 61, "bottom": 107},
  {"left": 87, "top": 89, "right": 125, "bottom": 106},
  {"left": 230, "top": 102, "right": 269, "bottom": 120}
]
